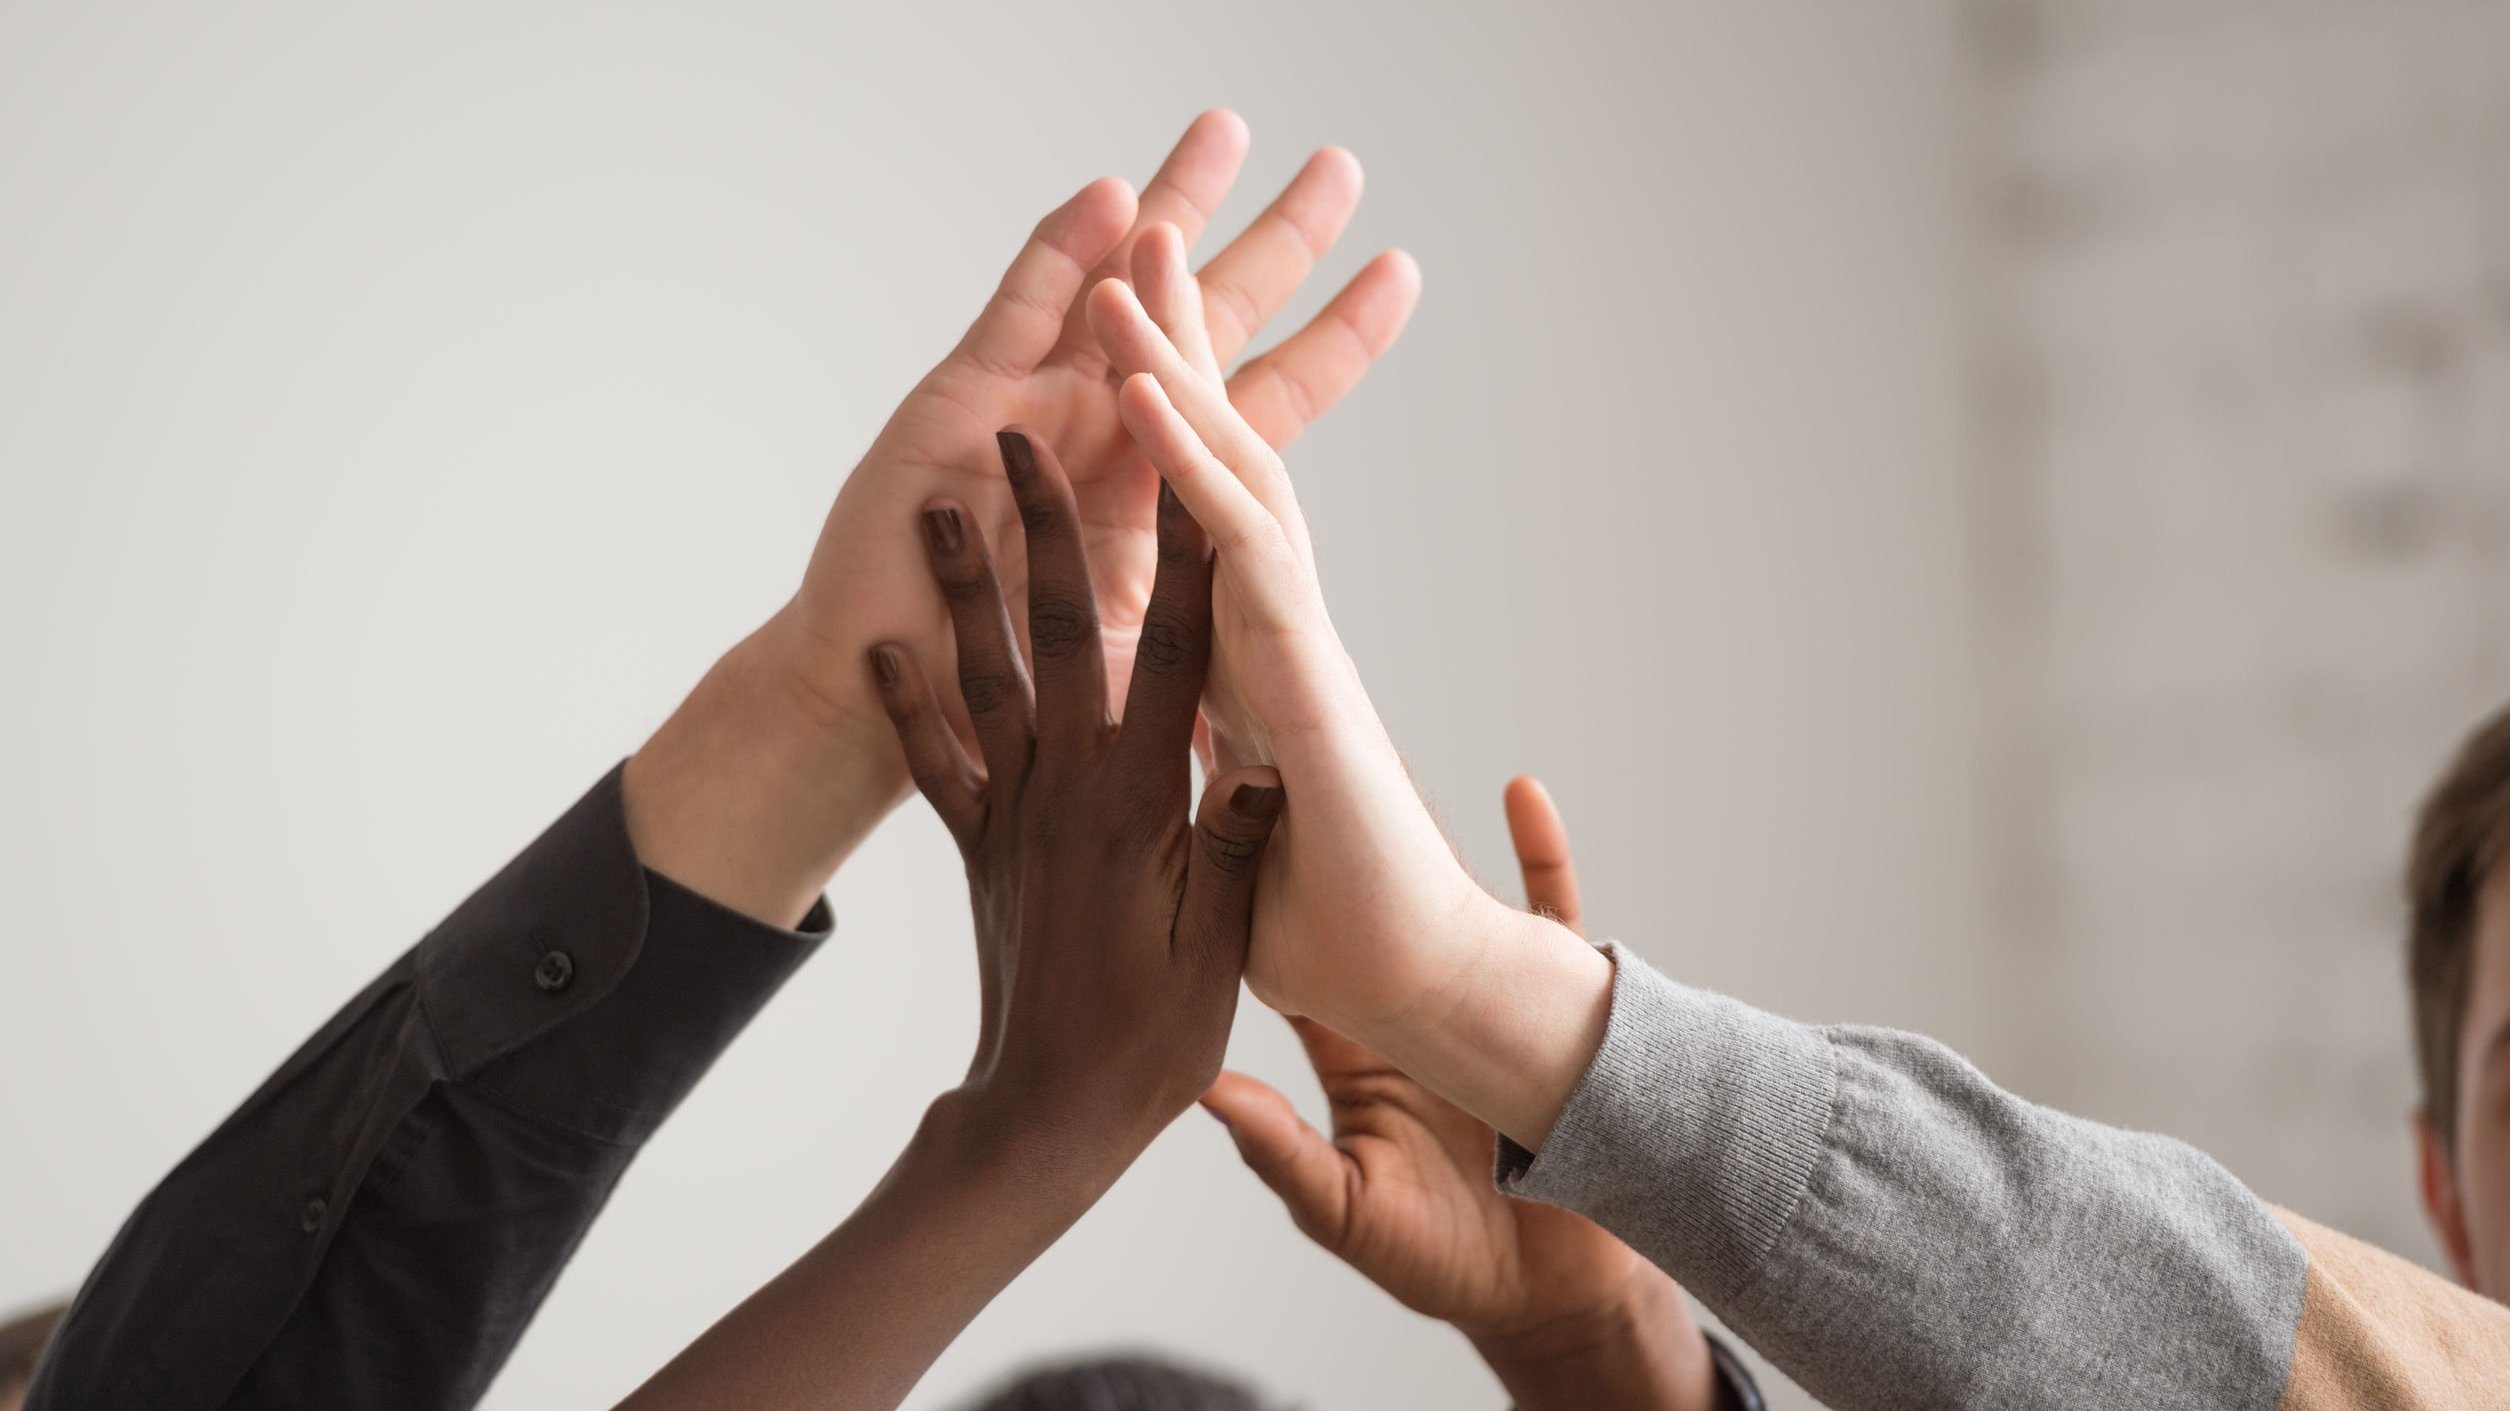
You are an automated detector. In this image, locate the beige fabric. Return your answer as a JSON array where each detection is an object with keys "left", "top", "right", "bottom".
[{"left": 2273, "top": 1206, "right": 2510, "bottom": 1410}]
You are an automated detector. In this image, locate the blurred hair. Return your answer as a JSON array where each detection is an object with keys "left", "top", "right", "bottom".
[
  {"left": 958, "top": 1353, "right": 1273, "bottom": 1411},
  {"left": 0, "top": 1300, "right": 67, "bottom": 1394},
  {"left": 2407, "top": 702, "right": 2510, "bottom": 1148}
]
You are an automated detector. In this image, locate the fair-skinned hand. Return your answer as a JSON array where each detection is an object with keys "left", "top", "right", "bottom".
[
  {"left": 1084, "top": 234, "right": 1613, "bottom": 1151},
  {"left": 623, "top": 112, "right": 1419, "bottom": 928},
  {"left": 1201, "top": 779, "right": 1721, "bottom": 1411}
]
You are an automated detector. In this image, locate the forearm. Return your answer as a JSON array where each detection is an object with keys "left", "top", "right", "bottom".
[
  {"left": 1470, "top": 1265, "right": 1720, "bottom": 1411},
  {"left": 1481, "top": 944, "right": 2417, "bottom": 1411},
  {"left": 28, "top": 770, "right": 827, "bottom": 1411},
  {"left": 624, "top": 612, "right": 908, "bottom": 928},
  {"left": 615, "top": 1093, "right": 1127, "bottom": 1411}
]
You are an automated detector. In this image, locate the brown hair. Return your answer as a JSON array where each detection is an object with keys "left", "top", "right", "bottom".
[
  {"left": 0, "top": 1300, "right": 67, "bottom": 1395},
  {"left": 2407, "top": 702, "right": 2510, "bottom": 1148}
]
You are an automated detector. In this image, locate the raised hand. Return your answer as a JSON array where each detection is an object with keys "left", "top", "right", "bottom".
[
  {"left": 799, "top": 113, "right": 1419, "bottom": 738},
  {"left": 870, "top": 430, "right": 1285, "bottom": 1145},
  {"left": 1085, "top": 228, "right": 1614, "bottom": 1168},
  {"left": 623, "top": 112, "right": 1418, "bottom": 927},
  {"left": 1201, "top": 779, "right": 1722, "bottom": 1410},
  {"left": 616, "top": 431, "right": 1286, "bottom": 1411}
]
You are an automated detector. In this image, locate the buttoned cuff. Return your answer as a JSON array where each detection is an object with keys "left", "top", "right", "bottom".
[{"left": 417, "top": 763, "right": 832, "bottom": 1143}]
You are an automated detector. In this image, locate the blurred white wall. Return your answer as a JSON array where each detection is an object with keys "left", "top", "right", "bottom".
[
  {"left": 1969, "top": 0, "right": 2510, "bottom": 1268},
  {"left": 0, "top": 3, "right": 1986, "bottom": 1408}
]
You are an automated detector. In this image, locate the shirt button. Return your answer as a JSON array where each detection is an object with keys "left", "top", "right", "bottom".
[
  {"left": 300, "top": 1196, "right": 328, "bottom": 1234},
  {"left": 534, "top": 948, "right": 575, "bottom": 993}
]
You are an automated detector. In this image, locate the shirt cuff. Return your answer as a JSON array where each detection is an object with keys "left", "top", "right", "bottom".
[
  {"left": 417, "top": 763, "right": 833, "bottom": 1144},
  {"left": 1494, "top": 941, "right": 1838, "bottom": 1306}
]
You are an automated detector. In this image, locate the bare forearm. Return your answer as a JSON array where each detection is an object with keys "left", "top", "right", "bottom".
[
  {"left": 615, "top": 1094, "right": 1123, "bottom": 1411},
  {"left": 623, "top": 613, "right": 908, "bottom": 928}
]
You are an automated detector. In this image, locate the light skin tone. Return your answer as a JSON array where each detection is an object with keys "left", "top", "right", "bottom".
[
  {"left": 1086, "top": 231, "right": 1618, "bottom": 1152},
  {"left": 2417, "top": 866, "right": 2510, "bottom": 1296},
  {"left": 1203, "top": 776, "right": 1724, "bottom": 1411},
  {"left": 616, "top": 432, "right": 1286, "bottom": 1411},
  {"left": 617, "top": 109, "right": 1419, "bottom": 930}
]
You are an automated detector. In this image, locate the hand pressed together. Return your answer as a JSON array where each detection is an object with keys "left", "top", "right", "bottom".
[
  {"left": 624, "top": 111, "right": 1417, "bottom": 927},
  {"left": 1204, "top": 779, "right": 1724, "bottom": 1411},
  {"left": 872, "top": 428, "right": 1290, "bottom": 1161}
]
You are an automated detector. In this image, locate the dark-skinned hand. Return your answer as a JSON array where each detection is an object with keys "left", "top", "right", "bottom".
[{"left": 874, "top": 426, "right": 1288, "bottom": 1156}]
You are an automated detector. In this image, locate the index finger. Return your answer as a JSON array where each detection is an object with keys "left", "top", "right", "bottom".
[{"left": 1503, "top": 776, "right": 1584, "bottom": 936}]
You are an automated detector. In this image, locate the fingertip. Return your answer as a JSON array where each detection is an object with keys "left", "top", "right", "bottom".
[
  {"left": 918, "top": 498, "right": 969, "bottom": 558},
  {"left": 1130, "top": 221, "right": 1188, "bottom": 292},
  {"left": 1201, "top": 1068, "right": 1266, "bottom": 1114},
  {"left": 1084, "top": 275, "right": 1137, "bottom": 337},
  {"left": 867, "top": 642, "right": 905, "bottom": 691},
  {"left": 1503, "top": 774, "right": 1566, "bottom": 840},
  {"left": 1200, "top": 1071, "right": 1294, "bottom": 1151},
  {"left": 1372, "top": 247, "right": 1424, "bottom": 297},
  {"left": 1189, "top": 106, "right": 1251, "bottom": 154},
  {"left": 1052, "top": 177, "right": 1138, "bottom": 258},
  {"left": 1307, "top": 144, "right": 1365, "bottom": 197},
  {"left": 1116, "top": 369, "right": 1169, "bottom": 423},
  {"left": 994, "top": 427, "right": 1060, "bottom": 493},
  {"left": 1072, "top": 174, "right": 1138, "bottom": 220}
]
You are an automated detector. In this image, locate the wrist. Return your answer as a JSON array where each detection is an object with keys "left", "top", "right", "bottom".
[
  {"left": 1350, "top": 895, "right": 1614, "bottom": 1151},
  {"left": 623, "top": 610, "right": 909, "bottom": 928},
  {"left": 1470, "top": 1265, "right": 1720, "bottom": 1411},
  {"left": 915, "top": 1083, "right": 1140, "bottom": 1220}
]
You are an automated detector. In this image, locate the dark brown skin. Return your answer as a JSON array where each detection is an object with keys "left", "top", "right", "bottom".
[{"left": 614, "top": 429, "right": 1284, "bottom": 1411}]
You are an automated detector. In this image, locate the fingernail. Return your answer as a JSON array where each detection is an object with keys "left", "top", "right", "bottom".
[
  {"left": 870, "top": 647, "right": 900, "bottom": 685},
  {"left": 1229, "top": 783, "right": 1284, "bottom": 820},
  {"left": 921, "top": 506, "right": 963, "bottom": 553},
  {"left": 995, "top": 429, "right": 1034, "bottom": 482}
]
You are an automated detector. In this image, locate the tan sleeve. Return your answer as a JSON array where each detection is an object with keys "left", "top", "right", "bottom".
[{"left": 2273, "top": 1206, "right": 2510, "bottom": 1410}]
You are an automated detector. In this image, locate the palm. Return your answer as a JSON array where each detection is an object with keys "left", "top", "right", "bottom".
[
  {"left": 878, "top": 357, "right": 1162, "bottom": 695},
  {"left": 1306, "top": 1023, "right": 1646, "bottom": 1336},
  {"left": 770, "top": 113, "right": 1414, "bottom": 781}
]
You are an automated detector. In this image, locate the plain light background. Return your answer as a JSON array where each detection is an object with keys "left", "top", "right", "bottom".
[{"left": 0, "top": 2, "right": 2304, "bottom": 1407}]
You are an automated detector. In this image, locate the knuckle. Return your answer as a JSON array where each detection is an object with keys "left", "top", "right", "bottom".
[
  {"left": 1202, "top": 273, "right": 1264, "bottom": 343},
  {"left": 957, "top": 667, "right": 1016, "bottom": 715},
  {"left": 1134, "top": 611, "right": 1200, "bottom": 677},
  {"left": 1200, "top": 822, "right": 1266, "bottom": 878},
  {"left": 937, "top": 567, "right": 992, "bottom": 606},
  {"left": 1026, "top": 590, "right": 1095, "bottom": 660}
]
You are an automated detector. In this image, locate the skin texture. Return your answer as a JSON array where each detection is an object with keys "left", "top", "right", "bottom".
[
  {"left": 614, "top": 432, "right": 1284, "bottom": 1411},
  {"left": 1086, "top": 230, "right": 1615, "bottom": 1151},
  {"left": 2418, "top": 866, "right": 2510, "bottom": 1296},
  {"left": 1202, "top": 777, "right": 1721, "bottom": 1410},
  {"left": 617, "top": 110, "right": 1418, "bottom": 930}
]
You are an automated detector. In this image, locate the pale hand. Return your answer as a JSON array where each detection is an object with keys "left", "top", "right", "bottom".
[{"left": 623, "top": 112, "right": 1420, "bottom": 927}]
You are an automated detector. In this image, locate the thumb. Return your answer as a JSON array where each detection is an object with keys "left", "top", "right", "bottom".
[
  {"left": 1178, "top": 764, "right": 1284, "bottom": 973},
  {"left": 1202, "top": 1070, "right": 1351, "bottom": 1245}
]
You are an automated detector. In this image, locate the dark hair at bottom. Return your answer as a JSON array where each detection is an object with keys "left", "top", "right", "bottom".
[{"left": 958, "top": 1352, "right": 1276, "bottom": 1411}]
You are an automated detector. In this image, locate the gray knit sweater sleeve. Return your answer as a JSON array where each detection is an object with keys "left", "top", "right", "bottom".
[{"left": 1497, "top": 943, "right": 2309, "bottom": 1411}]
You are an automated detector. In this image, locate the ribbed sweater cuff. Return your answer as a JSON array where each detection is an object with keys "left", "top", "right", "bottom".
[{"left": 1495, "top": 941, "right": 1839, "bottom": 1304}]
